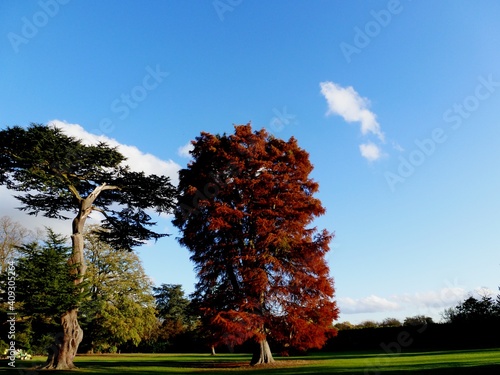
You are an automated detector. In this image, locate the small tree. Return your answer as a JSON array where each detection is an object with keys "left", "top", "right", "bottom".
[
  {"left": 0, "top": 123, "right": 176, "bottom": 369},
  {"left": 356, "top": 320, "right": 379, "bottom": 329},
  {"left": 334, "top": 321, "right": 354, "bottom": 331},
  {"left": 380, "top": 318, "right": 402, "bottom": 328},
  {"left": 153, "top": 284, "right": 197, "bottom": 348},
  {"left": 174, "top": 124, "right": 339, "bottom": 365},
  {"left": 12, "top": 229, "right": 80, "bottom": 354},
  {"left": 0, "top": 216, "right": 35, "bottom": 274},
  {"left": 403, "top": 315, "right": 434, "bottom": 327}
]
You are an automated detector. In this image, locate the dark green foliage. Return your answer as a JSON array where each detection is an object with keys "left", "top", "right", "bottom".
[
  {"left": 154, "top": 284, "right": 192, "bottom": 325},
  {"left": 356, "top": 320, "right": 379, "bottom": 329},
  {"left": 0, "top": 124, "right": 124, "bottom": 218},
  {"left": 380, "top": 317, "right": 402, "bottom": 327},
  {"left": 328, "top": 324, "right": 500, "bottom": 352},
  {"left": 403, "top": 315, "right": 434, "bottom": 326},
  {"left": 15, "top": 229, "right": 81, "bottom": 318},
  {"left": 0, "top": 123, "right": 176, "bottom": 250},
  {"left": 0, "top": 339, "right": 8, "bottom": 353},
  {"left": 0, "top": 229, "right": 82, "bottom": 353},
  {"left": 152, "top": 284, "right": 200, "bottom": 349},
  {"left": 444, "top": 294, "right": 500, "bottom": 325}
]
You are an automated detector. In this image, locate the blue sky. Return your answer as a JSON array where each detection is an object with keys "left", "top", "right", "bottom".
[{"left": 1, "top": 0, "right": 499, "bottom": 324}]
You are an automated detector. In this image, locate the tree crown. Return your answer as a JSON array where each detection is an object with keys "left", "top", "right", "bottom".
[
  {"left": 174, "top": 124, "right": 338, "bottom": 351},
  {"left": 0, "top": 123, "right": 176, "bottom": 250}
]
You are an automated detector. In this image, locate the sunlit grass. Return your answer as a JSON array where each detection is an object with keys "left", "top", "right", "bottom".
[{"left": 2, "top": 348, "right": 500, "bottom": 374}]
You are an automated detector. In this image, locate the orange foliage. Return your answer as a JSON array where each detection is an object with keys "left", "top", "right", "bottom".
[{"left": 174, "top": 124, "right": 339, "bottom": 352}]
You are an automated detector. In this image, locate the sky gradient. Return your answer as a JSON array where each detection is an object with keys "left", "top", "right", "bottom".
[{"left": 1, "top": 0, "right": 499, "bottom": 324}]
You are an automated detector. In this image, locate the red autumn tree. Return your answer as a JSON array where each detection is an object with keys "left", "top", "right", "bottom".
[{"left": 173, "top": 124, "right": 339, "bottom": 365}]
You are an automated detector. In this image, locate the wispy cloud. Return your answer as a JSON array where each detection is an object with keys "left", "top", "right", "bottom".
[
  {"left": 391, "top": 141, "right": 404, "bottom": 152},
  {"left": 320, "top": 81, "right": 384, "bottom": 142},
  {"left": 49, "top": 120, "right": 181, "bottom": 184},
  {"left": 339, "top": 295, "right": 400, "bottom": 314},
  {"left": 359, "top": 142, "right": 383, "bottom": 162},
  {"left": 177, "top": 141, "right": 194, "bottom": 158},
  {"left": 339, "top": 287, "right": 469, "bottom": 316},
  {"left": 320, "top": 81, "right": 389, "bottom": 162},
  {"left": 393, "top": 287, "right": 468, "bottom": 309},
  {"left": 0, "top": 188, "right": 70, "bottom": 237}
]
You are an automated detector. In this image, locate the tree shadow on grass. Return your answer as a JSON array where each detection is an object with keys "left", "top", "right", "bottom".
[
  {"left": 3, "top": 352, "right": 499, "bottom": 375},
  {"left": 78, "top": 359, "right": 251, "bottom": 369}
]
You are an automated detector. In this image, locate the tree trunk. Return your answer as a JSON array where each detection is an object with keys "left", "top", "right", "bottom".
[
  {"left": 211, "top": 345, "right": 216, "bottom": 356},
  {"left": 43, "top": 199, "right": 90, "bottom": 369},
  {"left": 42, "top": 309, "right": 83, "bottom": 369},
  {"left": 250, "top": 338, "right": 275, "bottom": 366}
]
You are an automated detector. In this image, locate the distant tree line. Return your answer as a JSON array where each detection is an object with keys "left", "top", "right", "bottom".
[
  {"left": 442, "top": 293, "right": 500, "bottom": 325},
  {"left": 333, "top": 293, "right": 500, "bottom": 332},
  {"left": 334, "top": 315, "right": 434, "bottom": 331},
  {"left": 329, "top": 293, "right": 500, "bottom": 352}
]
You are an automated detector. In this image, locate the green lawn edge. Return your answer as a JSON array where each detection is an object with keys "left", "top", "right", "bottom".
[{"left": 2, "top": 348, "right": 500, "bottom": 375}]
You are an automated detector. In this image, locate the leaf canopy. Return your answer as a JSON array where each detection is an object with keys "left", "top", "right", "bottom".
[{"left": 0, "top": 123, "right": 176, "bottom": 250}]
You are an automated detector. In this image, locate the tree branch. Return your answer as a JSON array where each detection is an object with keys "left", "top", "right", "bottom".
[
  {"left": 87, "top": 183, "right": 120, "bottom": 202},
  {"left": 67, "top": 184, "right": 82, "bottom": 201}
]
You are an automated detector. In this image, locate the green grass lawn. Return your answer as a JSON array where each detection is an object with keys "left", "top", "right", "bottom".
[{"left": 2, "top": 348, "right": 500, "bottom": 374}]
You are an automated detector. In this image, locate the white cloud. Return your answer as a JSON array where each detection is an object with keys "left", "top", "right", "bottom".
[
  {"left": 359, "top": 142, "right": 382, "bottom": 162},
  {"left": 49, "top": 120, "right": 181, "bottom": 184},
  {"left": 339, "top": 287, "right": 469, "bottom": 318},
  {"left": 339, "top": 295, "right": 401, "bottom": 314},
  {"left": 0, "top": 189, "right": 76, "bottom": 236},
  {"left": 177, "top": 141, "right": 194, "bottom": 158},
  {"left": 320, "top": 81, "right": 385, "bottom": 142},
  {"left": 393, "top": 287, "right": 468, "bottom": 309},
  {"left": 392, "top": 141, "right": 404, "bottom": 152}
]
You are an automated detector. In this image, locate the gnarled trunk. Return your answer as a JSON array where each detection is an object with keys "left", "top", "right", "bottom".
[
  {"left": 43, "top": 199, "right": 90, "bottom": 369},
  {"left": 43, "top": 309, "right": 83, "bottom": 369},
  {"left": 250, "top": 338, "right": 275, "bottom": 366}
]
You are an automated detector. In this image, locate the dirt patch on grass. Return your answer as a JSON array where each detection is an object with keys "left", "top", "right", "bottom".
[{"left": 193, "top": 359, "right": 320, "bottom": 370}]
